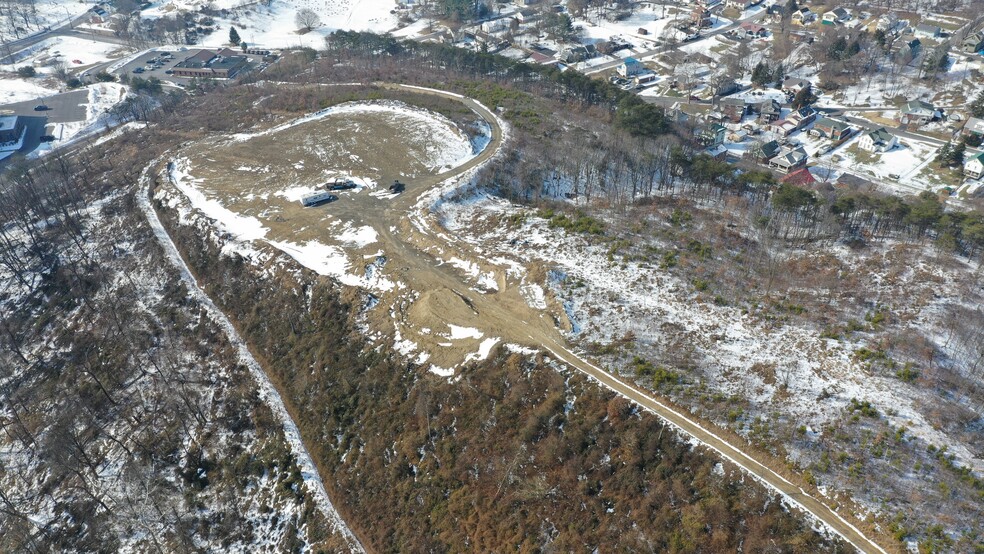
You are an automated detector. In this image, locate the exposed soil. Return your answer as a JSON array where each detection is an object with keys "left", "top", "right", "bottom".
[{"left": 157, "top": 84, "right": 891, "bottom": 553}]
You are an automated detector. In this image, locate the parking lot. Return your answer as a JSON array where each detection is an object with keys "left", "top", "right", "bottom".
[
  {"left": 112, "top": 48, "right": 264, "bottom": 84},
  {"left": 114, "top": 49, "right": 189, "bottom": 82}
]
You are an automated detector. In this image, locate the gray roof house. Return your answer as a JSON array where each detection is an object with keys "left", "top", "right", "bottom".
[
  {"left": 913, "top": 24, "right": 941, "bottom": 39},
  {"left": 901, "top": 99, "right": 938, "bottom": 125},
  {"left": 963, "top": 116, "right": 984, "bottom": 136},
  {"left": 769, "top": 145, "right": 809, "bottom": 172},
  {"left": 963, "top": 30, "right": 984, "bottom": 53}
]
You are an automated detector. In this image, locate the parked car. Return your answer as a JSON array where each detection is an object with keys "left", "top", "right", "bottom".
[
  {"left": 34, "top": 104, "right": 48, "bottom": 111},
  {"left": 133, "top": 67, "right": 144, "bottom": 73}
]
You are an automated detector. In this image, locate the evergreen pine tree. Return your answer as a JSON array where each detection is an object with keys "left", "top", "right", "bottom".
[
  {"left": 971, "top": 90, "right": 984, "bottom": 118},
  {"left": 229, "top": 26, "right": 241, "bottom": 45},
  {"left": 772, "top": 62, "right": 785, "bottom": 85},
  {"left": 751, "top": 62, "right": 768, "bottom": 86},
  {"left": 951, "top": 141, "right": 966, "bottom": 166},
  {"left": 935, "top": 142, "right": 953, "bottom": 167},
  {"left": 791, "top": 86, "right": 816, "bottom": 109}
]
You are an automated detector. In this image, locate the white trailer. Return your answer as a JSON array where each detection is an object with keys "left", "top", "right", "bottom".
[{"left": 300, "top": 191, "right": 337, "bottom": 207}]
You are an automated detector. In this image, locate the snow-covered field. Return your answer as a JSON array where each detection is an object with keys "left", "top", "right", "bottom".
[
  {"left": 0, "top": 0, "right": 92, "bottom": 43},
  {"left": 144, "top": 0, "right": 399, "bottom": 49},
  {"left": 0, "top": 77, "right": 57, "bottom": 105},
  {"left": 1, "top": 35, "right": 133, "bottom": 72}
]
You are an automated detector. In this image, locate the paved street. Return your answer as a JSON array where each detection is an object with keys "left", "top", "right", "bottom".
[{"left": 0, "top": 90, "right": 88, "bottom": 123}]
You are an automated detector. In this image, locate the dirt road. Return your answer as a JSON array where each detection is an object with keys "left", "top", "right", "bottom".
[{"left": 358, "top": 85, "right": 888, "bottom": 554}]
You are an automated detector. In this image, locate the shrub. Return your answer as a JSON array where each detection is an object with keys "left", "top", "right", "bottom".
[
  {"left": 848, "top": 398, "right": 879, "bottom": 418},
  {"left": 17, "top": 66, "right": 36, "bottom": 78},
  {"left": 896, "top": 363, "right": 919, "bottom": 382}
]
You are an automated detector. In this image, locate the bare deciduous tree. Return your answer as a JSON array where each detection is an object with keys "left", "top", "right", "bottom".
[{"left": 295, "top": 8, "right": 321, "bottom": 32}]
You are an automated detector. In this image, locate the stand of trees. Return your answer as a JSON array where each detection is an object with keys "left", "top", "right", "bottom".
[{"left": 160, "top": 194, "right": 847, "bottom": 552}]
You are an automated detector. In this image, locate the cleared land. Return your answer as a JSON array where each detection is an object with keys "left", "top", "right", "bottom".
[{"left": 155, "top": 84, "right": 888, "bottom": 553}]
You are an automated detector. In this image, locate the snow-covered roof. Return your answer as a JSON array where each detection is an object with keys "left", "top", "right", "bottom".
[
  {"left": 914, "top": 23, "right": 941, "bottom": 35},
  {"left": 963, "top": 116, "right": 984, "bottom": 135},
  {"left": 0, "top": 115, "right": 17, "bottom": 132}
]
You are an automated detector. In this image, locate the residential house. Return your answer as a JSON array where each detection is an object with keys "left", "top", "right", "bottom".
[
  {"left": 713, "top": 79, "right": 741, "bottom": 96},
  {"left": 617, "top": 57, "right": 644, "bottom": 77},
  {"left": 691, "top": 5, "right": 713, "bottom": 28},
  {"left": 696, "top": 123, "right": 727, "bottom": 147},
  {"left": 876, "top": 12, "right": 898, "bottom": 31},
  {"left": 480, "top": 18, "right": 511, "bottom": 33},
  {"left": 782, "top": 77, "right": 810, "bottom": 94},
  {"left": 788, "top": 106, "right": 818, "bottom": 128},
  {"left": 792, "top": 7, "right": 816, "bottom": 25},
  {"left": 962, "top": 116, "right": 984, "bottom": 137},
  {"left": 716, "top": 97, "right": 748, "bottom": 123},
  {"left": 965, "top": 152, "right": 984, "bottom": 179},
  {"left": 900, "top": 99, "right": 938, "bottom": 125},
  {"left": 781, "top": 167, "right": 817, "bottom": 187},
  {"left": 811, "top": 117, "right": 852, "bottom": 140},
  {"left": 756, "top": 99, "right": 782, "bottom": 123},
  {"left": 706, "top": 143, "right": 729, "bottom": 160},
  {"left": 766, "top": 3, "right": 786, "bottom": 22},
  {"left": 666, "top": 102, "right": 690, "bottom": 124},
  {"left": 559, "top": 44, "right": 595, "bottom": 63},
  {"left": 527, "top": 51, "right": 556, "bottom": 64},
  {"left": 515, "top": 8, "right": 539, "bottom": 22},
  {"left": 963, "top": 30, "right": 984, "bottom": 53},
  {"left": 769, "top": 145, "right": 809, "bottom": 172},
  {"left": 837, "top": 172, "right": 876, "bottom": 190},
  {"left": 821, "top": 7, "right": 850, "bottom": 25},
  {"left": 728, "top": 129, "right": 748, "bottom": 142},
  {"left": 913, "top": 24, "right": 941, "bottom": 40},
  {"left": 738, "top": 21, "right": 768, "bottom": 38},
  {"left": 770, "top": 119, "right": 799, "bottom": 137},
  {"left": 725, "top": 0, "right": 760, "bottom": 11},
  {"left": 897, "top": 39, "right": 921, "bottom": 62},
  {"left": 858, "top": 127, "right": 897, "bottom": 152},
  {"left": 749, "top": 139, "right": 781, "bottom": 162}
]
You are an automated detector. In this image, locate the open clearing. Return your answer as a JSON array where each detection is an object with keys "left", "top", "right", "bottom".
[{"left": 156, "top": 85, "right": 889, "bottom": 553}]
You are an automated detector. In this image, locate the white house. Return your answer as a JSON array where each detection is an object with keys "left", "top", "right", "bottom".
[
  {"left": 617, "top": 57, "right": 644, "bottom": 77},
  {"left": 964, "top": 152, "right": 984, "bottom": 180},
  {"left": 876, "top": 12, "right": 898, "bottom": 31},
  {"left": 725, "top": 0, "right": 760, "bottom": 10},
  {"left": 858, "top": 127, "right": 897, "bottom": 153},
  {"left": 821, "top": 7, "right": 850, "bottom": 25},
  {"left": 481, "top": 18, "right": 511, "bottom": 33},
  {"left": 792, "top": 7, "right": 816, "bottom": 25}
]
